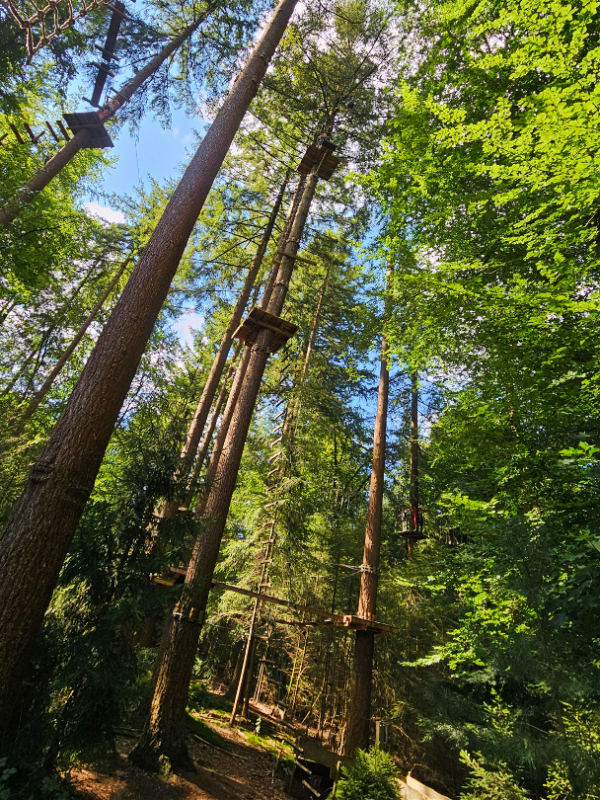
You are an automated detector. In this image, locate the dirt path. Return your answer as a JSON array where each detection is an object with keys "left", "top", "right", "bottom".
[{"left": 72, "top": 710, "right": 294, "bottom": 800}]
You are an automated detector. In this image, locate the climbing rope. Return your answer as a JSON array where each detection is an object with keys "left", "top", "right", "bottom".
[{"left": 7, "top": 0, "right": 111, "bottom": 60}]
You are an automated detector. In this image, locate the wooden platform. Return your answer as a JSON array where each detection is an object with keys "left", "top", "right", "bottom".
[
  {"left": 211, "top": 579, "right": 398, "bottom": 635},
  {"left": 151, "top": 570, "right": 398, "bottom": 634},
  {"left": 63, "top": 111, "right": 113, "bottom": 148},
  {"left": 297, "top": 144, "right": 339, "bottom": 180},
  {"left": 234, "top": 306, "right": 297, "bottom": 353},
  {"left": 401, "top": 531, "right": 426, "bottom": 541}
]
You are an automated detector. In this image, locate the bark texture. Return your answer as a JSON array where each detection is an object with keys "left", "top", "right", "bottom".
[
  {"left": 183, "top": 342, "right": 242, "bottom": 505},
  {"left": 130, "top": 154, "right": 322, "bottom": 770},
  {"left": 344, "top": 303, "right": 390, "bottom": 757},
  {"left": 0, "top": 0, "right": 299, "bottom": 743},
  {"left": 345, "top": 631, "right": 376, "bottom": 753}
]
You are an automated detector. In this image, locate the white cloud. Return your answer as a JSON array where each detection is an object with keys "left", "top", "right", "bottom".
[
  {"left": 85, "top": 202, "right": 126, "bottom": 225},
  {"left": 173, "top": 308, "right": 205, "bottom": 348}
]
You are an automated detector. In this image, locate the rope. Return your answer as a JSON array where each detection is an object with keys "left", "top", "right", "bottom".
[{"left": 7, "top": 0, "right": 111, "bottom": 60}]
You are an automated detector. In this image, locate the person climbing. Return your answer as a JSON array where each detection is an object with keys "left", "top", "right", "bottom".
[{"left": 401, "top": 508, "right": 408, "bottom": 533}]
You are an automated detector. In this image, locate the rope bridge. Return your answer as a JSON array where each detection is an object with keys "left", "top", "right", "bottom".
[{"left": 7, "top": 0, "right": 111, "bottom": 60}]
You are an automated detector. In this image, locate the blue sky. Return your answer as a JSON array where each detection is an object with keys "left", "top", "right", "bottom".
[
  {"left": 88, "top": 107, "right": 200, "bottom": 209},
  {"left": 85, "top": 108, "right": 208, "bottom": 347}
]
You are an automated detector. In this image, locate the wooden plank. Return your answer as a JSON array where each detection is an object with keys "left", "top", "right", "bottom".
[
  {"left": 234, "top": 306, "right": 297, "bottom": 353},
  {"left": 302, "top": 779, "right": 322, "bottom": 797},
  {"left": 396, "top": 778, "right": 424, "bottom": 800},
  {"left": 297, "top": 144, "right": 339, "bottom": 180},
  {"left": 254, "top": 320, "right": 291, "bottom": 337},
  {"left": 63, "top": 112, "right": 113, "bottom": 149},
  {"left": 56, "top": 120, "right": 71, "bottom": 140},
  {"left": 151, "top": 575, "right": 176, "bottom": 586},
  {"left": 9, "top": 123, "right": 24, "bottom": 144},
  {"left": 156, "top": 568, "right": 398, "bottom": 633},
  {"left": 407, "top": 775, "right": 451, "bottom": 800},
  {"left": 45, "top": 121, "right": 60, "bottom": 142},
  {"left": 210, "top": 579, "right": 398, "bottom": 634},
  {"left": 211, "top": 579, "right": 350, "bottom": 623}
]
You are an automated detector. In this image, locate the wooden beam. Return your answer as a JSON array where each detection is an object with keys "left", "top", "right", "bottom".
[{"left": 210, "top": 579, "right": 398, "bottom": 634}]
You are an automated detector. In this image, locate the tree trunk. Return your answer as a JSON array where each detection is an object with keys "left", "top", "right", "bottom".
[
  {"left": 183, "top": 342, "right": 242, "bottom": 506},
  {"left": 345, "top": 631, "right": 375, "bottom": 753},
  {"left": 261, "top": 175, "right": 307, "bottom": 305},
  {"left": 0, "top": 0, "right": 299, "bottom": 745},
  {"left": 230, "top": 513, "right": 276, "bottom": 725},
  {"left": 187, "top": 211, "right": 300, "bottom": 514},
  {"left": 230, "top": 597, "right": 260, "bottom": 720},
  {"left": 300, "top": 266, "right": 330, "bottom": 384},
  {"left": 232, "top": 272, "right": 324, "bottom": 722},
  {"left": 409, "top": 372, "right": 419, "bottom": 532},
  {"left": 0, "top": 15, "right": 208, "bottom": 228},
  {"left": 344, "top": 281, "right": 390, "bottom": 757},
  {"left": 17, "top": 254, "right": 133, "bottom": 429},
  {"left": 129, "top": 155, "right": 324, "bottom": 771},
  {"left": 159, "top": 173, "right": 290, "bottom": 518}
]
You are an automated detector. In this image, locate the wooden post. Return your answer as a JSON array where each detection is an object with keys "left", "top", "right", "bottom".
[
  {"left": 230, "top": 596, "right": 260, "bottom": 723},
  {"left": 230, "top": 516, "right": 277, "bottom": 726},
  {"left": 343, "top": 270, "right": 391, "bottom": 756},
  {"left": 0, "top": 0, "right": 300, "bottom": 747}
]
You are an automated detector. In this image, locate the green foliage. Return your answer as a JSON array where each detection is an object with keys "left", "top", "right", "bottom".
[
  {"left": 459, "top": 752, "right": 529, "bottom": 800},
  {"left": 337, "top": 748, "right": 399, "bottom": 800},
  {"left": 0, "top": 759, "right": 16, "bottom": 800},
  {"left": 185, "top": 713, "right": 229, "bottom": 750},
  {"left": 187, "top": 681, "right": 208, "bottom": 712}
]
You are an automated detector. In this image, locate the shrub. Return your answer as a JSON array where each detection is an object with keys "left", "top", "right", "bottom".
[
  {"left": 187, "top": 681, "right": 208, "bottom": 712},
  {"left": 337, "top": 747, "right": 399, "bottom": 800},
  {"left": 459, "top": 752, "right": 530, "bottom": 800}
]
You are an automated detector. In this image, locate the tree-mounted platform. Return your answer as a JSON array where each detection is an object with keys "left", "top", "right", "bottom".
[
  {"left": 211, "top": 579, "right": 399, "bottom": 635},
  {"left": 63, "top": 111, "right": 113, "bottom": 148},
  {"left": 151, "top": 571, "right": 399, "bottom": 633},
  {"left": 297, "top": 141, "right": 339, "bottom": 180},
  {"left": 234, "top": 306, "right": 297, "bottom": 354},
  {"left": 150, "top": 569, "right": 397, "bottom": 633},
  {"left": 401, "top": 531, "right": 426, "bottom": 541}
]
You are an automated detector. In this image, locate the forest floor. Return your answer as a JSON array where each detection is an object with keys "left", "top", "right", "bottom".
[{"left": 71, "top": 703, "right": 297, "bottom": 800}]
